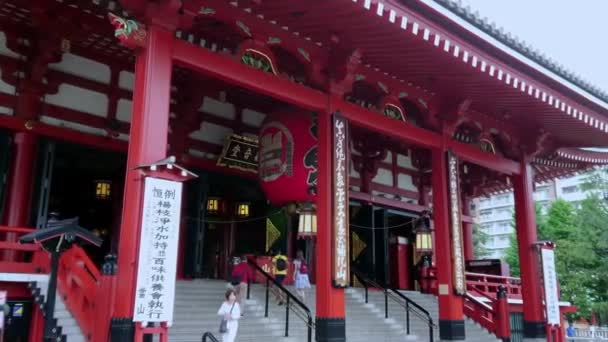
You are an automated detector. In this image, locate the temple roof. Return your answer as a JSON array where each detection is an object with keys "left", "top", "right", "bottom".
[{"left": 427, "top": 0, "right": 608, "bottom": 105}]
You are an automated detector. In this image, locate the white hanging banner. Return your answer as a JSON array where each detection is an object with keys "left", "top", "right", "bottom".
[
  {"left": 447, "top": 151, "right": 466, "bottom": 295},
  {"left": 0, "top": 290, "right": 6, "bottom": 330},
  {"left": 332, "top": 113, "right": 350, "bottom": 288},
  {"left": 541, "top": 248, "right": 560, "bottom": 325},
  {"left": 133, "top": 178, "right": 183, "bottom": 323}
]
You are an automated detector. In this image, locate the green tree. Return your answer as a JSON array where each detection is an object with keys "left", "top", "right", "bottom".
[
  {"left": 472, "top": 223, "right": 490, "bottom": 258},
  {"left": 504, "top": 203, "right": 546, "bottom": 277}
]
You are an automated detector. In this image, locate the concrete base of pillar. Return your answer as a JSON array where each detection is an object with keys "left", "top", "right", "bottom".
[
  {"left": 315, "top": 317, "right": 346, "bottom": 342},
  {"left": 439, "top": 319, "right": 465, "bottom": 340}
]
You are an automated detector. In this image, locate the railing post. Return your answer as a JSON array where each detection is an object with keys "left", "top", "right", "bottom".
[
  {"left": 285, "top": 296, "right": 290, "bottom": 337},
  {"left": 365, "top": 285, "right": 368, "bottom": 304},
  {"left": 406, "top": 301, "right": 410, "bottom": 335},
  {"left": 246, "top": 279, "right": 251, "bottom": 300},
  {"left": 308, "top": 316, "right": 313, "bottom": 342},
  {"left": 495, "top": 286, "right": 511, "bottom": 342},
  {"left": 384, "top": 290, "right": 388, "bottom": 319},
  {"left": 265, "top": 278, "right": 269, "bottom": 318}
]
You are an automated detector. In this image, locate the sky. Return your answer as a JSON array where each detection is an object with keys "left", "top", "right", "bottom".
[{"left": 457, "top": 0, "right": 608, "bottom": 92}]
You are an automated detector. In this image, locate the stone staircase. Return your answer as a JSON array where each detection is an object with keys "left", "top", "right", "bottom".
[
  {"left": 170, "top": 279, "right": 500, "bottom": 341},
  {"left": 30, "top": 280, "right": 86, "bottom": 342},
  {"left": 359, "top": 289, "right": 500, "bottom": 342}
]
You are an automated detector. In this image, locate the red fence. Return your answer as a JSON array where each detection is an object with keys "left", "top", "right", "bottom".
[
  {"left": 0, "top": 225, "right": 114, "bottom": 342},
  {"left": 465, "top": 272, "right": 522, "bottom": 299},
  {"left": 0, "top": 226, "right": 49, "bottom": 274}
]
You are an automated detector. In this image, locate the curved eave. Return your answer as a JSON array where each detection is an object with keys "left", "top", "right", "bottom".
[
  {"left": 423, "top": 0, "right": 608, "bottom": 107},
  {"left": 555, "top": 148, "right": 608, "bottom": 164},
  {"left": 227, "top": 0, "right": 608, "bottom": 147}
]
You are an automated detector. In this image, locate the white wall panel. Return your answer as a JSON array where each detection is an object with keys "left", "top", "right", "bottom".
[
  {"left": 242, "top": 109, "right": 265, "bottom": 127},
  {"left": 116, "top": 99, "right": 132, "bottom": 122},
  {"left": 0, "top": 32, "right": 20, "bottom": 58},
  {"left": 50, "top": 53, "right": 111, "bottom": 84},
  {"left": 372, "top": 168, "right": 393, "bottom": 186},
  {"left": 201, "top": 97, "right": 235, "bottom": 120},
  {"left": 119, "top": 71, "right": 134, "bottom": 91},
  {"left": 45, "top": 84, "right": 108, "bottom": 117},
  {"left": 398, "top": 174, "right": 418, "bottom": 192},
  {"left": 190, "top": 122, "right": 232, "bottom": 145}
]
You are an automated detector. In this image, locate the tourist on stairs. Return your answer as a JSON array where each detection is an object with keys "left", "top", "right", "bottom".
[
  {"left": 217, "top": 289, "right": 241, "bottom": 342},
  {"left": 272, "top": 249, "right": 288, "bottom": 305},
  {"left": 230, "top": 256, "right": 250, "bottom": 316},
  {"left": 293, "top": 250, "right": 311, "bottom": 304}
]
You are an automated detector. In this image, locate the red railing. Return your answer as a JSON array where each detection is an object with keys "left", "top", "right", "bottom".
[
  {"left": 465, "top": 272, "right": 522, "bottom": 299},
  {"left": 57, "top": 245, "right": 115, "bottom": 342},
  {"left": 463, "top": 289, "right": 497, "bottom": 333},
  {"left": 0, "top": 226, "right": 114, "bottom": 342},
  {"left": 0, "top": 226, "right": 49, "bottom": 274}
]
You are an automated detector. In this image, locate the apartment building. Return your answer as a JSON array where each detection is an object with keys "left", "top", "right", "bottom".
[{"left": 471, "top": 171, "right": 605, "bottom": 259}]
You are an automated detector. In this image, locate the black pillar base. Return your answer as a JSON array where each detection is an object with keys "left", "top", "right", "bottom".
[
  {"left": 523, "top": 321, "right": 546, "bottom": 338},
  {"left": 109, "top": 317, "right": 134, "bottom": 342},
  {"left": 439, "top": 319, "right": 466, "bottom": 340},
  {"left": 315, "top": 317, "right": 346, "bottom": 342}
]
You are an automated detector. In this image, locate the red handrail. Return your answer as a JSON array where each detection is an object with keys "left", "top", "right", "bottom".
[
  {"left": 57, "top": 245, "right": 114, "bottom": 342},
  {"left": 0, "top": 225, "right": 113, "bottom": 342},
  {"left": 0, "top": 225, "right": 49, "bottom": 273},
  {"left": 465, "top": 272, "right": 522, "bottom": 299}
]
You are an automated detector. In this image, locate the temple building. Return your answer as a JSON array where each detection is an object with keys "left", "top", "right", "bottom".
[{"left": 0, "top": 0, "right": 606, "bottom": 341}]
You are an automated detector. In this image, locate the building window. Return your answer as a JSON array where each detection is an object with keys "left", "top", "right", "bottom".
[{"left": 562, "top": 185, "right": 579, "bottom": 194}]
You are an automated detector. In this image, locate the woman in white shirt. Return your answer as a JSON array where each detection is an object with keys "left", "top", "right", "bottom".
[
  {"left": 292, "top": 250, "right": 311, "bottom": 303},
  {"left": 217, "top": 288, "right": 241, "bottom": 342}
]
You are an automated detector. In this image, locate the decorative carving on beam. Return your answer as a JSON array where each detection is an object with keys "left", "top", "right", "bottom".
[
  {"left": 436, "top": 98, "right": 472, "bottom": 136},
  {"left": 236, "top": 40, "right": 278, "bottom": 75},
  {"left": 108, "top": 13, "right": 148, "bottom": 49},
  {"left": 522, "top": 129, "right": 553, "bottom": 160}
]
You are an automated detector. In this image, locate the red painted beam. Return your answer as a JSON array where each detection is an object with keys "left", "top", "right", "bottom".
[
  {"left": 173, "top": 40, "right": 521, "bottom": 175},
  {"left": 0, "top": 113, "right": 128, "bottom": 152},
  {"left": 448, "top": 140, "right": 521, "bottom": 175},
  {"left": 173, "top": 39, "right": 327, "bottom": 112},
  {"left": 350, "top": 191, "right": 428, "bottom": 213}
]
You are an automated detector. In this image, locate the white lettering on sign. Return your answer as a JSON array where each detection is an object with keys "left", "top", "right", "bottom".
[
  {"left": 541, "top": 248, "right": 560, "bottom": 325},
  {"left": 133, "top": 178, "right": 183, "bottom": 324},
  {"left": 333, "top": 114, "right": 350, "bottom": 287},
  {"left": 447, "top": 151, "right": 466, "bottom": 295}
]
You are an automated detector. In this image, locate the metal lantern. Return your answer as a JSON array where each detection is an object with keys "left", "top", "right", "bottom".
[
  {"left": 415, "top": 212, "right": 433, "bottom": 252},
  {"left": 297, "top": 202, "right": 317, "bottom": 238},
  {"left": 206, "top": 197, "right": 221, "bottom": 215},
  {"left": 236, "top": 202, "right": 250, "bottom": 218},
  {"left": 95, "top": 180, "right": 111, "bottom": 200}
]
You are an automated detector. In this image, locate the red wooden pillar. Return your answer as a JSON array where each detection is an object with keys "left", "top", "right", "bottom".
[
  {"left": 315, "top": 111, "right": 346, "bottom": 342},
  {"left": 461, "top": 197, "right": 474, "bottom": 261},
  {"left": 431, "top": 148, "right": 465, "bottom": 340},
  {"left": 112, "top": 24, "right": 174, "bottom": 332},
  {"left": 513, "top": 161, "right": 546, "bottom": 340},
  {"left": 2, "top": 132, "right": 37, "bottom": 261}
]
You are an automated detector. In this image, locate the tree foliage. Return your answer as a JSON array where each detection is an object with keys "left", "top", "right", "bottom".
[
  {"left": 472, "top": 223, "right": 490, "bottom": 258},
  {"left": 504, "top": 194, "right": 608, "bottom": 320}
]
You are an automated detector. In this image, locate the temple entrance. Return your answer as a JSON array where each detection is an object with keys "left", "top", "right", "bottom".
[
  {"left": 31, "top": 140, "right": 126, "bottom": 266},
  {"left": 182, "top": 172, "right": 279, "bottom": 280},
  {"left": 350, "top": 203, "right": 418, "bottom": 288}
]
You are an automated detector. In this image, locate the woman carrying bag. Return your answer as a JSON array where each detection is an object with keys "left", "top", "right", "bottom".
[{"left": 217, "top": 289, "right": 241, "bottom": 342}]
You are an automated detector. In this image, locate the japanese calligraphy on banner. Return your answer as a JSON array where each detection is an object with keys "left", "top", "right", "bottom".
[
  {"left": 541, "top": 248, "right": 560, "bottom": 325},
  {"left": 217, "top": 134, "right": 259, "bottom": 173},
  {"left": 133, "top": 178, "right": 183, "bottom": 323},
  {"left": 333, "top": 114, "right": 350, "bottom": 288},
  {"left": 447, "top": 151, "right": 466, "bottom": 295}
]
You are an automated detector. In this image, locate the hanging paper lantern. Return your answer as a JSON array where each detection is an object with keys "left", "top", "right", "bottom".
[{"left": 258, "top": 109, "right": 318, "bottom": 205}]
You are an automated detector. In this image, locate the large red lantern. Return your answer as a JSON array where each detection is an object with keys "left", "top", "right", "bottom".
[{"left": 258, "top": 109, "right": 318, "bottom": 205}]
